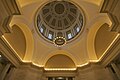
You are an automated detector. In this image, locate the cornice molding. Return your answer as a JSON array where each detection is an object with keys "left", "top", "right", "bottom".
[
  {"left": 107, "top": 13, "right": 120, "bottom": 33},
  {"left": 0, "top": 0, "right": 22, "bottom": 67},
  {"left": 100, "top": 0, "right": 118, "bottom": 13},
  {"left": 44, "top": 71, "right": 77, "bottom": 77},
  {"left": 100, "top": 36, "right": 120, "bottom": 66},
  {"left": 100, "top": 0, "right": 120, "bottom": 33},
  {"left": 99, "top": 0, "right": 120, "bottom": 66},
  {"left": 19, "top": 62, "right": 44, "bottom": 74},
  {"left": 0, "top": 0, "right": 20, "bottom": 36},
  {"left": 0, "top": 37, "right": 21, "bottom": 67}
]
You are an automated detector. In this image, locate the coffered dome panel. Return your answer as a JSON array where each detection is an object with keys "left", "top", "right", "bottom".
[{"left": 41, "top": 1, "right": 78, "bottom": 30}]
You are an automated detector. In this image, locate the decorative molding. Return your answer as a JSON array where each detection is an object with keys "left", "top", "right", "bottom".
[
  {"left": 0, "top": 0, "right": 20, "bottom": 36},
  {"left": 107, "top": 13, "right": 120, "bottom": 32},
  {"left": 20, "top": 62, "right": 44, "bottom": 71},
  {"left": 100, "top": 0, "right": 120, "bottom": 33},
  {"left": 0, "top": 37, "right": 21, "bottom": 67},
  {"left": 100, "top": 0, "right": 118, "bottom": 13},
  {"left": 100, "top": 36, "right": 120, "bottom": 66},
  {"left": 99, "top": 0, "right": 120, "bottom": 66},
  {"left": 19, "top": 63, "right": 44, "bottom": 74},
  {"left": 0, "top": 0, "right": 22, "bottom": 67},
  {"left": 44, "top": 70, "right": 77, "bottom": 77}
]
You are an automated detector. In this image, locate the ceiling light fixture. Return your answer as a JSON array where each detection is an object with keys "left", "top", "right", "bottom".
[{"left": 53, "top": 37, "right": 66, "bottom": 47}]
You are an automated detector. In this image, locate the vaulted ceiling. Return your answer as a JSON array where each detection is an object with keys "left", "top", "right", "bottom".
[{"left": 1, "top": 0, "right": 120, "bottom": 69}]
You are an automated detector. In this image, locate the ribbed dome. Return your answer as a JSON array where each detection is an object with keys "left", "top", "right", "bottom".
[
  {"left": 36, "top": 1, "right": 84, "bottom": 46},
  {"left": 41, "top": 1, "right": 78, "bottom": 30}
]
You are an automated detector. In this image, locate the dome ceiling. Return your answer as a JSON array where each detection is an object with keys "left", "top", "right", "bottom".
[
  {"left": 36, "top": 1, "right": 84, "bottom": 46},
  {"left": 3, "top": 0, "right": 119, "bottom": 69}
]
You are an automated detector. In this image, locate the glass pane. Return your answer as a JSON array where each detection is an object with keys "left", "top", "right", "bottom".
[
  {"left": 40, "top": 25, "right": 46, "bottom": 34},
  {"left": 68, "top": 33, "right": 72, "bottom": 39},
  {"left": 48, "top": 34, "right": 52, "bottom": 39},
  {"left": 76, "top": 27, "right": 80, "bottom": 32},
  {"left": 40, "top": 27, "right": 44, "bottom": 33}
]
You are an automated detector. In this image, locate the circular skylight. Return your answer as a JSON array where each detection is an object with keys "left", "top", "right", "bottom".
[{"left": 36, "top": 1, "right": 84, "bottom": 46}]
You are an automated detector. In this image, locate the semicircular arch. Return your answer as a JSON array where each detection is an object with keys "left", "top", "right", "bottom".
[
  {"left": 9, "top": 16, "right": 34, "bottom": 61},
  {"left": 41, "top": 50, "right": 78, "bottom": 66},
  {"left": 87, "top": 14, "right": 112, "bottom": 60}
]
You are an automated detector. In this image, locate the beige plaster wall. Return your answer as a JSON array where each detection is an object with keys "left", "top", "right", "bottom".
[{"left": 5, "top": 64, "right": 114, "bottom": 80}]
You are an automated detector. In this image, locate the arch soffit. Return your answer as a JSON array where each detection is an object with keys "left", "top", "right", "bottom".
[
  {"left": 87, "top": 14, "right": 112, "bottom": 60},
  {"left": 9, "top": 16, "right": 34, "bottom": 61}
]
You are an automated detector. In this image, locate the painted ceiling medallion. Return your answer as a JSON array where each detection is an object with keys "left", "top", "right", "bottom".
[{"left": 36, "top": 0, "right": 84, "bottom": 46}]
